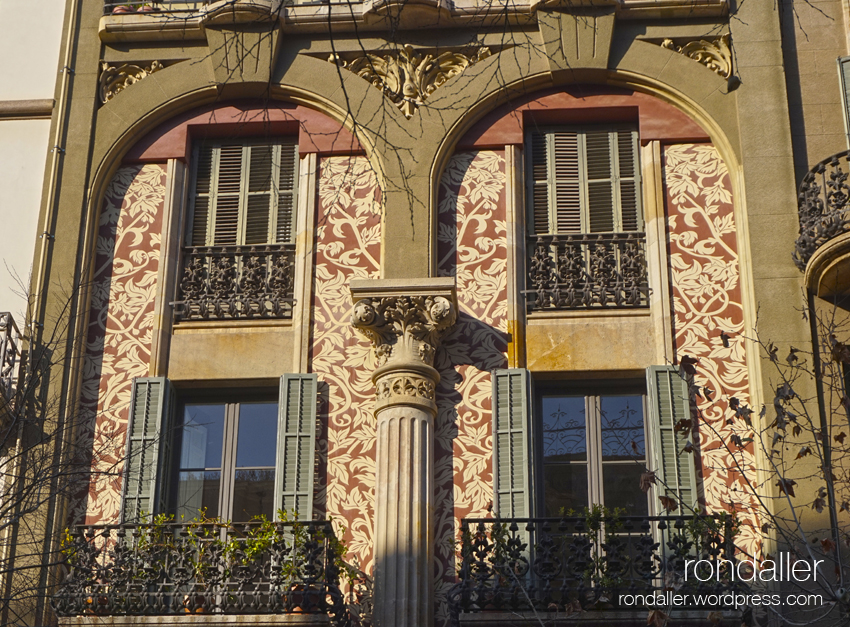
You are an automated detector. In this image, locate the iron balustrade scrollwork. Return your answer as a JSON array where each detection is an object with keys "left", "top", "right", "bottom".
[
  {"left": 794, "top": 149, "right": 850, "bottom": 271},
  {"left": 524, "top": 233, "right": 649, "bottom": 311},
  {"left": 447, "top": 515, "right": 745, "bottom": 624},
  {"left": 173, "top": 245, "right": 296, "bottom": 322},
  {"left": 51, "top": 520, "right": 355, "bottom": 621},
  {"left": 0, "top": 312, "right": 20, "bottom": 406}
]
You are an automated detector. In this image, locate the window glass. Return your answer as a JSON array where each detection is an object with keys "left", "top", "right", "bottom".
[
  {"left": 600, "top": 395, "right": 644, "bottom": 460},
  {"left": 233, "top": 402, "right": 278, "bottom": 520},
  {"left": 172, "top": 399, "right": 278, "bottom": 522},
  {"left": 175, "top": 403, "right": 225, "bottom": 520},
  {"left": 538, "top": 386, "right": 649, "bottom": 517},
  {"left": 600, "top": 395, "right": 648, "bottom": 516},
  {"left": 541, "top": 396, "right": 586, "bottom": 461}
]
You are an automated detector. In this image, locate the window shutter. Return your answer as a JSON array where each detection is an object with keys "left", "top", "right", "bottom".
[
  {"left": 274, "top": 374, "right": 318, "bottom": 520},
  {"left": 244, "top": 144, "right": 274, "bottom": 245},
  {"left": 189, "top": 146, "right": 214, "bottom": 246},
  {"left": 585, "top": 130, "right": 616, "bottom": 233},
  {"left": 646, "top": 366, "right": 698, "bottom": 515},
  {"left": 212, "top": 144, "right": 244, "bottom": 245},
  {"left": 527, "top": 127, "right": 642, "bottom": 236},
  {"left": 616, "top": 129, "right": 642, "bottom": 232},
  {"left": 120, "top": 377, "right": 174, "bottom": 523},
  {"left": 188, "top": 141, "right": 299, "bottom": 246},
  {"left": 528, "top": 131, "right": 553, "bottom": 236},
  {"left": 839, "top": 57, "right": 850, "bottom": 148},
  {"left": 492, "top": 369, "right": 534, "bottom": 518},
  {"left": 275, "top": 141, "right": 298, "bottom": 245}
]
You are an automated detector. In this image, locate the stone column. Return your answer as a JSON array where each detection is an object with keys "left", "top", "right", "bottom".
[{"left": 350, "top": 278, "right": 457, "bottom": 627}]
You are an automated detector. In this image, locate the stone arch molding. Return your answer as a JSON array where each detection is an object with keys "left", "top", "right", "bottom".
[{"left": 88, "top": 17, "right": 738, "bottom": 280}]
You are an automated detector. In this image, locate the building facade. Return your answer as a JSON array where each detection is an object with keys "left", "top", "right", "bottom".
[{"left": 5, "top": 0, "right": 850, "bottom": 626}]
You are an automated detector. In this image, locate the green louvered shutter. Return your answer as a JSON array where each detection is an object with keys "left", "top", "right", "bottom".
[
  {"left": 274, "top": 374, "right": 318, "bottom": 520},
  {"left": 188, "top": 140, "right": 299, "bottom": 247},
  {"left": 839, "top": 57, "right": 850, "bottom": 148},
  {"left": 120, "top": 377, "right": 174, "bottom": 523},
  {"left": 492, "top": 369, "right": 535, "bottom": 518},
  {"left": 646, "top": 366, "right": 698, "bottom": 515}
]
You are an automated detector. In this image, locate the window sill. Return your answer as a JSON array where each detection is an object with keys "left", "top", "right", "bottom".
[
  {"left": 173, "top": 318, "right": 295, "bottom": 333},
  {"left": 526, "top": 307, "right": 651, "bottom": 322}
]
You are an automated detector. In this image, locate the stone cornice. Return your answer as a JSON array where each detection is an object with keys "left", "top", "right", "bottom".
[{"left": 98, "top": 0, "right": 728, "bottom": 42}]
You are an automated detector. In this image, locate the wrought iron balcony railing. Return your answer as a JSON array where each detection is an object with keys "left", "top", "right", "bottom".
[
  {"left": 524, "top": 233, "right": 649, "bottom": 312},
  {"left": 173, "top": 245, "right": 296, "bottom": 322},
  {"left": 0, "top": 312, "right": 20, "bottom": 405},
  {"left": 52, "top": 520, "right": 352, "bottom": 620},
  {"left": 793, "top": 150, "right": 850, "bottom": 271},
  {"left": 448, "top": 515, "right": 744, "bottom": 622}
]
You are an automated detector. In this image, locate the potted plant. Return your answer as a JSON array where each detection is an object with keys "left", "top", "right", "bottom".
[{"left": 111, "top": 5, "right": 134, "bottom": 13}]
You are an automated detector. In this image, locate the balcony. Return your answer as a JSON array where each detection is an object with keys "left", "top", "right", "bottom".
[
  {"left": 524, "top": 233, "right": 649, "bottom": 312},
  {"left": 792, "top": 151, "right": 850, "bottom": 296},
  {"left": 173, "top": 245, "right": 296, "bottom": 322},
  {"left": 52, "top": 520, "right": 367, "bottom": 625},
  {"left": 103, "top": 1, "right": 207, "bottom": 16},
  {"left": 448, "top": 516, "right": 745, "bottom": 626},
  {"left": 0, "top": 312, "right": 20, "bottom": 410}
]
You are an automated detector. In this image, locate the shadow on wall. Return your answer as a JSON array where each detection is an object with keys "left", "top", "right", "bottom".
[{"left": 435, "top": 149, "right": 510, "bottom": 623}]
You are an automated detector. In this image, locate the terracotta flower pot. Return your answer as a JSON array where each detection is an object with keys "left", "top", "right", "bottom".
[{"left": 111, "top": 6, "right": 134, "bottom": 13}]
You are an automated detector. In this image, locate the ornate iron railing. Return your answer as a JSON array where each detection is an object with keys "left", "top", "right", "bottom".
[
  {"left": 524, "top": 233, "right": 649, "bottom": 312},
  {"left": 0, "top": 312, "right": 20, "bottom": 405},
  {"left": 794, "top": 150, "right": 850, "bottom": 271},
  {"left": 173, "top": 245, "right": 296, "bottom": 322},
  {"left": 448, "top": 515, "right": 745, "bottom": 622},
  {"left": 52, "top": 520, "right": 355, "bottom": 619}
]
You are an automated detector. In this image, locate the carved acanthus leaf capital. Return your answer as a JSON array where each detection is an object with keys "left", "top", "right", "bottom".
[{"left": 351, "top": 294, "right": 457, "bottom": 368}]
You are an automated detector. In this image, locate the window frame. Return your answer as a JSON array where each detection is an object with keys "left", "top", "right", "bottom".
[
  {"left": 170, "top": 387, "right": 278, "bottom": 522},
  {"left": 185, "top": 138, "right": 300, "bottom": 248},
  {"left": 533, "top": 379, "right": 652, "bottom": 517},
  {"left": 121, "top": 375, "right": 318, "bottom": 524},
  {"left": 525, "top": 124, "right": 644, "bottom": 237}
]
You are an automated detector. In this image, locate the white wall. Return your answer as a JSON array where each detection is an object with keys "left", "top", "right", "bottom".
[{"left": 0, "top": 0, "right": 66, "bottom": 321}]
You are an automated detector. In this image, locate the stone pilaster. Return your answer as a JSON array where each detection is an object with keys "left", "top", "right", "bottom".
[{"left": 350, "top": 278, "right": 457, "bottom": 627}]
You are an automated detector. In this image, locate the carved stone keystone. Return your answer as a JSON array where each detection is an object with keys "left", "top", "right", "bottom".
[{"left": 350, "top": 277, "right": 457, "bottom": 627}]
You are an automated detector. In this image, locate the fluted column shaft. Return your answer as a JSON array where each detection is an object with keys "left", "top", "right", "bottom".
[{"left": 350, "top": 278, "right": 457, "bottom": 627}]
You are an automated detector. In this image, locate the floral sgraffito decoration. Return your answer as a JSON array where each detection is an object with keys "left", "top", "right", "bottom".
[
  {"left": 663, "top": 143, "right": 761, "bottom": 557},
  {"left": 310, "top": 156, "right": 382, "bottom": 576},
  {"left": 434, "top": 151, "right": 508, "bottom": 625},
  {"left": 75, "top": 164, "right": 166, "bottom": 526}
]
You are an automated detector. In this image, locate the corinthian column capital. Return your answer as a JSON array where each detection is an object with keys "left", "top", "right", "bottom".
[
  {"left": 350, "top": 278, "right": 457, "bottom": 414},
  {"left": 350, "top": 278, "right": 457, "bottom": 368}
]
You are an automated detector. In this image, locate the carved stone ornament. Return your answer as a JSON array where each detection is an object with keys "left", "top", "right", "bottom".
[
  {"left": 376, "top": 375, "right": 436, "bottom": 402},
  {"left": 351, "top": 294, "right": 457, "bottom": 368},
  {"left": 99, "top": 61, "right": 164, "bottom": 103},
  {"left": 661, "top": 34, "right": 732, "bottom": 79},
  {"left": 330, "top": 44, "right": 491, "bottom": 119}
]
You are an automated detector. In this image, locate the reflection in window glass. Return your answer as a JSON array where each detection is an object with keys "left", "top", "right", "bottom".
[
  {"left": 175, "top": 404, "right": 225, "bottom": 520},
  {"left": 537, "top": 388, "right": 649, "bottom": 517},
  {"left": 600, "top": 395, "right": 644, "bottom": 460},
  {"left": 233, "top": 403, "right": 277, "bottom": 521},
  {"left": 541, "top": 396, "right": 586, "bottom": 461}
]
